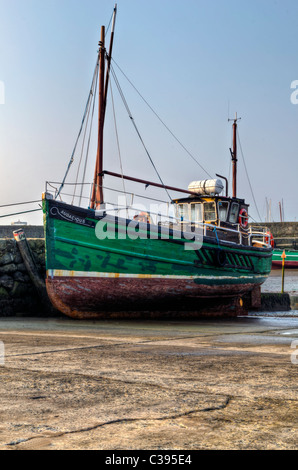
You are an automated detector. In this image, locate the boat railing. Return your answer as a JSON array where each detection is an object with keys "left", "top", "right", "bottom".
[
  {"left": 94, "top": 202, "right": 247, "bottom": 245},
  {"left": 96, "top": 204, "right": 272, "bottom": 248},
  {"left": 247, "top": 226, "right": 272, "bottom": 248},
  {"left": 45, "top": 182, "right": 272, "bottom": 248}
]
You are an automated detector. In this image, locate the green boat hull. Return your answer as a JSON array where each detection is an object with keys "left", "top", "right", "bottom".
[
  {"left": 43, "top": 197, "right": 272, "bottom": 318},
  {"left": 272, "top": 249, "right": 298, "bottom": 269}
]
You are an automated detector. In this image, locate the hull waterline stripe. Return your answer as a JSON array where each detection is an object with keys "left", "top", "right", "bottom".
[
  {"left": 273, "top": 255, "right": 298, "bottom": 259},
  {"left": 47, "top": 269, "right": 266, "bottom": 281}
]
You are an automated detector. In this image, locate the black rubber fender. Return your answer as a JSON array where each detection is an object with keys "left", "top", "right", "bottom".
[{"left": 215, "top": 249, "right": 227, "bottom": 267}]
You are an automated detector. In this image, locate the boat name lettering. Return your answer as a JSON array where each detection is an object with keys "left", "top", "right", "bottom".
[
  {"left": 50, "top": 206, "right": 93, "bottom": 227},
  {"left": 61, "top": 210, "right": 86, "bottom": 225}
]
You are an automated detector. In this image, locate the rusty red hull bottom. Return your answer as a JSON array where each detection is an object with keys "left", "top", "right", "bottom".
[
  {"left": 46, "top": 277, "right": 258, "bottom": 319},
  {"left": 272, "top": 261, "right": 298, "bottom": 269}
]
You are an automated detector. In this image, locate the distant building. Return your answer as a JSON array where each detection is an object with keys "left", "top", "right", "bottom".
[{"left": 11, "top": 220, "right": 28, "bottom": 226}]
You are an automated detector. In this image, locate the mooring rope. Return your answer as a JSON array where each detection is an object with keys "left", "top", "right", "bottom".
[
  {"left": 0, "top": 209, "right": 42, "bottom": 219},
  {"left": 0, "top": 200, "right": 41, "bottom": 208}
]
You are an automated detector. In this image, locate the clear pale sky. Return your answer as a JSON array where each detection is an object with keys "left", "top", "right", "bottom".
[{"left": 0, "top": 0, "right": 297, "bottom": 224}]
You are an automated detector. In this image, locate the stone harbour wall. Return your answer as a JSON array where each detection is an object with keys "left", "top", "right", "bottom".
[
  {"left": 0, "top": 225, "right": 44, "bottom": 239},
  {"left": 0, "top": 239, "right": 47, "bottom": 317},
  {"left": 250, "top": 222, "right": 298, "bottom": 249}
]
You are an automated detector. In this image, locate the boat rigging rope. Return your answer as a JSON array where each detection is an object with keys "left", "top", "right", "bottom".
[
  {"left": 71, "top": 74, "right": 96, "bottom": 206},
  {"left": 110, "top": 65, "right": 172, "bottom": 201},
  {"left": 71, "top": 55, "right": 99, "bottom": 207},
  {"left": 78, "top": 67, "right": 99, "bottom": 207},
  {"left": 105, "top": 8, "right": 115, "bottom": 38},
  {"left": 110, "top": 79, "right": 128, "bottom": 212},
  {"left": 237, "top": 129, "right": 262, "bottom": 222},
  {"left": 56, "top": 53, "right": 100, "bottom": 200},
  {"left": 111, "top": 58, "right": 213, "bottom": 179}
]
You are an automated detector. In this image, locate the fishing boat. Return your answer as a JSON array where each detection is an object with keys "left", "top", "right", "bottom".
[
  {"left": 272, "top": 249, "right": 298, "bottom": 269},
  {"left": 42, "top": 6, "right": 272, "bottom": 319}
]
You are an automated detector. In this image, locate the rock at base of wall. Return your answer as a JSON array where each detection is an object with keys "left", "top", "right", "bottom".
[
  {"left": 0, "top": 238, "right": 61, "bottom": 318},
  {"left": 260, "top": 293, "right": 291, "bottom": 312}
]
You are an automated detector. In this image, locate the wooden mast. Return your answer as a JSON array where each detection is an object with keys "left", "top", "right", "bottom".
[
  {"left": 232, "top": 116, "right": 237, "bottom": 198},
  {"left": 90, "top": 26, "right": 106, "bottom": 209},
  {"left": 229, "top": 112, "right": 240, "bottom": 199},
  {"left": 104, "top": 4, "right": 117, "bottom": 120},
  {"left": 90, "top": 5, "right": 117, "bottom": 210}
]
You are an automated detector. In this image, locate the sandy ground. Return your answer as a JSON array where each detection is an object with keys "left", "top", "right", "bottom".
[{"left": 0, "top": 316, "right": 297, "bottom": 450}]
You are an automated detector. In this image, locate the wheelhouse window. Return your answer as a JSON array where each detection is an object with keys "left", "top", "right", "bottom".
[
  {"left": 218, "top": 201, "right": 229, "bottom": 222},
  {"left": 204, "top": 202, "right": 216, "bottom": 221},
  {"left": 229, "top": 202, "right": 239, "bottom": 224},
  {"left": 190, "top": 203, "right": 203, "bottom": 223},
  {"left": 178, "top": 204, "right": 189, "bottom": 221}
]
